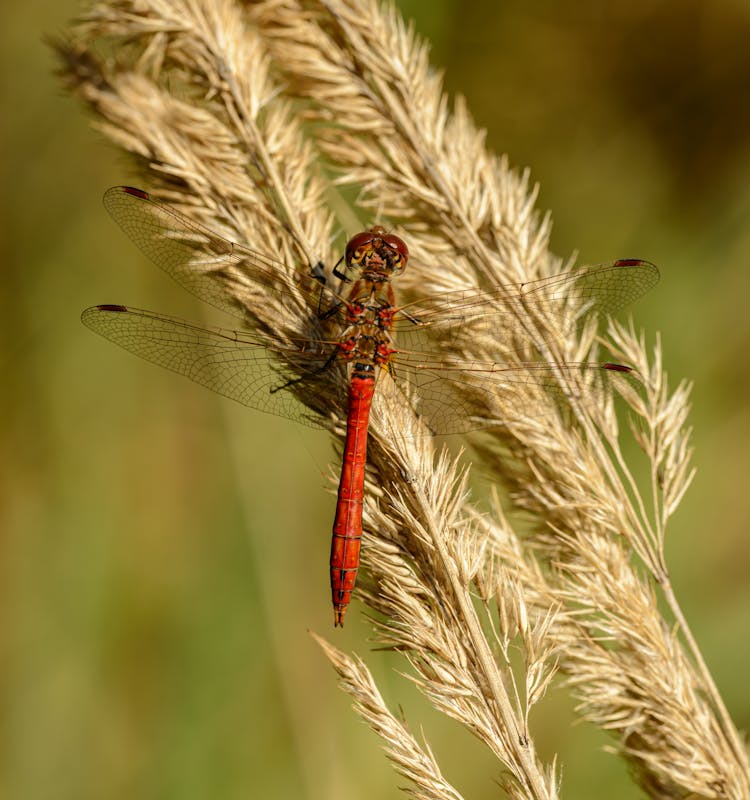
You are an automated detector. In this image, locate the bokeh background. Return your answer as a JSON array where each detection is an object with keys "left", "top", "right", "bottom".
[{"left": 3, "top": 1, "right": 749, "bottom": 798}]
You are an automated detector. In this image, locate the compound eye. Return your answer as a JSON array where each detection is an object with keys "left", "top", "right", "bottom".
[
  {"left": 346, "top": 231, "right": 375, "bottom": 263},
  {"left": 383, "top": 234, "right": 409, "bottom": 271},
  {"left": 383, "top": 234, "right": 408, "bottom": 262}
]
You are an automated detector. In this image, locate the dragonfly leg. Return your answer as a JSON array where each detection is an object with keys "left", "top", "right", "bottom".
[
  {"left": 332, "top": 253, "right": 352, "bottom": 282},
  {"left": 269, "top": 347, "right": 339, "bottom": 394}
]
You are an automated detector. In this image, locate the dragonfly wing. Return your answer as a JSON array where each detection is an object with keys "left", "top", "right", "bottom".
[
  {"left": 383, "top": 260, "right": 655, "bottom": 433},
  {"left": 386, "top": 352, "right": 640, "bottom": 435},
  {"left": 521, "top": 258, "right": 659, "bottom": 314},
  {"left": 392, "top": 259, "right": 659, "bottom": 343},
  {"left": 82, "top": 304, "right": 338, "bottom": 428},
  {"left": 103, "top": 186, "right": 331, "bottom": 319}
]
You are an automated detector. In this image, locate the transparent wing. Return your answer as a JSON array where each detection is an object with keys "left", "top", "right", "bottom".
[
  {"left": 378, "top": 259, "right": 657, "bottom": 433},
  {"left": 383, "top": 350, "right": 639, "bottom": 435},
  {"left": 81, "top": 304, "right": 339, "bottom": 429},
  {"left": 103, "top": 186, "right": 330, "bottom": 318},
  {"left": 83, "top": 305, "right": 640, "bottom": 436},
  {"left": 392, "top": 259, "right": 659, "bottom": 341}
]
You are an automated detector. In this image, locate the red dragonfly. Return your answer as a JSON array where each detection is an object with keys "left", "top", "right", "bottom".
[{"left": 83, "top": 186, "right": 658, "bottom": 626}]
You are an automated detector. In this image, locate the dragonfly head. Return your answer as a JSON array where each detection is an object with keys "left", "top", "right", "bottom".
[{"left": 345, "top": 226, "right": 409, "bottom": 277}]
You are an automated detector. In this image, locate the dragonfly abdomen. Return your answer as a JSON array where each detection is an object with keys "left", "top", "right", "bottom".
[{"left": 330, "top": 364, "right": 376, "bottom": 626}]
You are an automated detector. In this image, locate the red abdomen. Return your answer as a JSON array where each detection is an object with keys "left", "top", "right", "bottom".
[{"left": 330, "top": 371, "right": 375, "bottom": 626}]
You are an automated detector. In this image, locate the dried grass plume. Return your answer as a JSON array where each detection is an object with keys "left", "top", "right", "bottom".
[{"left": 55, "top": 1, "right": 748, "bottom": 798}]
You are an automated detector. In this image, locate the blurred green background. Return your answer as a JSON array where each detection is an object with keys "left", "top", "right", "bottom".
[{"left": 2, "top": 1, "right": 749, "bottom": 798}]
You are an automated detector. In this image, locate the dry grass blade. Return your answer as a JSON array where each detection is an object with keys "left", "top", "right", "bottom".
[
  {"left": 313, "top": 634, "right": 467, "bottom": 800},
  {"left": 56, "top": 0, "right": 749, "bottom": 798}
]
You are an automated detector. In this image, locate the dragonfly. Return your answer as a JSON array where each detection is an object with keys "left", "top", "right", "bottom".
[{"left": 83, "top": 186, "right": 659, "bottom": 626}]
